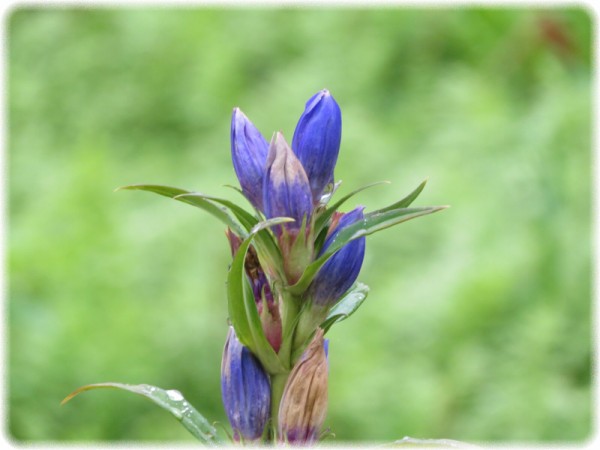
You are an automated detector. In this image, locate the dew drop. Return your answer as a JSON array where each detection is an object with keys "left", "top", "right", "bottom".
[{"left": 166, "top": 389, "right": 184, "bottom": 401}]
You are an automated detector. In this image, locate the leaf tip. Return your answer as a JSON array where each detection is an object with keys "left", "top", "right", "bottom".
[
  {"left": 60, "top": 386, "right": 84, "bottom": 406},
  {"left": 114, "top": 184, "right": 141, "bottom": 193},
  {"left": 173, "top": 193, "right": 191, "bottom": 200}
]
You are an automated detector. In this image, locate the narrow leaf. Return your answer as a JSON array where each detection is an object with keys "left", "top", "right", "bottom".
[
  {"left": 321, "top": 282, "right": 370, "bottom": 333},
  {"left": 391, "top": 436, "right": 480, "bottom": 448},
  {"left": 289, "top": 205, "right": 447, "bottom": 295},
  {"left": 227, "top": 236, "right": 256, "bottom": 351},
  {"left": 371, "top": 179, "right": 428, "bottom": 214},
  {"left": 177, "top": 192, "right": 286, "bottom": 281},
  {"left": 315, "top": 181, "right": 390, "bottom": 233},
  {"left": 175, "top": 193, "right": 257, "bottom": 231},
  {"left": 61, "top": 383, "right": 222, "bottom": 445},
  {"left": 117, "top": 184, "right": 245, "bottom": 236},
  {"left": 250, "top": 217, "right": 295, "bottom": 234},
  {"left": 228, "top": 235, "right": 286, "bottom": 374}
]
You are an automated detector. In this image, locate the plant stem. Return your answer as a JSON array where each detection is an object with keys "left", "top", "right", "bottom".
[
  {"left": 270, "top": 371, "right": 289, "bottom": 431},
  {"left": 270, "top": 290, "right": 300, "bottom": 433},
  {"left": 277, "top": 291, "right": 300, "bottom": 369}
]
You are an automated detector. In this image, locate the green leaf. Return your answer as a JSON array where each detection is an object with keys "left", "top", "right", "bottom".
[
  {"left": 61, "top": 383, "right": 223, "bottom": 445},
  {"left": 176, "top": 192, "right": 287, "bottom": 281},
  {"left": 315, "top": 181, "right": 390, "bottom": 234},
  {"left": 289, "top": 205, "right": 447, "bottom": 295},
  {"left": 390, "top": 436, "right": 480, "bottom": 448},
  {"left": 250, "top": 217, "right": 295, "bottom": 234},
  {"left": 320, "top": 282, "right": 370, "bottom": 333},
  {"left": 227, "top": 229, "right": 286, "bottom": 374},
  {"left": 175, "top": 193, "right": 257, "bottom": 231},
  {"left": 371, "top": 179, "right": 428, "bottom": 214},
  {"left": 117, "top": 184, "right": 245, "bottom": 236}
]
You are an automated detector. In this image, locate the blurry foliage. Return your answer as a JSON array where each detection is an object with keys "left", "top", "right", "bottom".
[{"left": 7, "top": 6, "right": 592, "bottom": 443}]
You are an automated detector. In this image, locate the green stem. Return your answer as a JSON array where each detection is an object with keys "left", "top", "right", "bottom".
[
  {"left": 277, "top": 291, "right": 300, "bottom": 369},
  {"left": 269, "top": 290, "right": 300, "bottom": 435},
  {"left": 292, "top": 306, "right": 327, "bottom": 356},
  {"left": 270, "top": 372, "right": 289, "bottom": 431}
]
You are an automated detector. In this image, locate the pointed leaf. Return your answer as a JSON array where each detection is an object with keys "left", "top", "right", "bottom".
[
  {"left": 392, "top": 436, "right": 480, "bottom": 448},
  {"left": 61, "top": 383, "right": 223, "bottom": 445},
  {"left": 228, "top": 232, "right": 286, "bottom": 374},
  {"left": 371, "top": 179, "right": 428, "bottom": 214},
  {"left": 250, "top": 217, "right": 295, "bottom": 234},
  {"left": 117, "top": 184, "right": 245, "bottom": 236},
  {"left": 175, "top": 193, "right": 257, "bottom": 231},
  {"left": 289, "top": 205, "right": 447, "bottom": 295},
  {"left": 320, "top": 282, "right": 369, "bottom": 333},
  {"left": 315, "top": 181, "right": 390, "bottom": 234},
  {"left": 177, "top": 192, "right": 286, "bottom": 281}
]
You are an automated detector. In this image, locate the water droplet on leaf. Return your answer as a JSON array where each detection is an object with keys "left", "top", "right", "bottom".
[{"left": 166, "top": 389, "right": 184, "bottom": 401}]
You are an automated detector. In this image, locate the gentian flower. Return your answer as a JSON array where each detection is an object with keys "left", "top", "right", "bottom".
[
  {"left": 231, "top": 108, "right": 269, "bottom": 211},
  {"left": 221, "top": 327, "right": 271, "bottom": 442},
  {"left": 263, "top": 132, "right": 314, "bottom": 284},
  {"left": 278, "top": 329, "right": 328, "bottom": 444},
  {"left": 263, "top": 132, "right": 313, "bottom": 233},
  {"left": 292, "top": 89, "right": 342, "bottom": 203},
  {"left": 308, "top": 206, "right": 366, "bottom": 307}
]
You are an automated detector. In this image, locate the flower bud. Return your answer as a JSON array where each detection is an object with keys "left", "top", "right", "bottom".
[
  {"left": 221, "top": 327, "right": 271, "bottom": 442},
  {"left": 278, "top": 329, "right": 328, "bottom": 444},
  {"left": 308, "top": 206, "right": 366, "bottom": 307},
  {"left": 263, "top": 132, "right": 313, "bottom": 235},
  {"left": 292, "top": 89, "right": 342, "bottom": 203},
  {"left": 231, "top": 108, "right": 269, "bottom": 211}
]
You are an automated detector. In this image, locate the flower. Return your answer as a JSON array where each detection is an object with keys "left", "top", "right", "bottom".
[
  {"left": 221, "top": 327, "right": 271, "bottom": 442},
  {"left": 307, "top": 206, "right": 366, "bottom": 307},
  {"left": 278, "top": 329, "right": 328, "bottom": 444},
  {"left": 292, "top": 89, "right": 342, "bottom": 203},
  {"left": 231, "top": 107, "right": 269, "bottom": 211},
  {"left": 263, "top": 132, "right": 313, "bottom": 234}
]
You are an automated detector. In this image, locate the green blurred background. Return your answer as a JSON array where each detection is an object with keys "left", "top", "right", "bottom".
[{"left": 7, "top": 6, "right": 592, "bottom": 444}]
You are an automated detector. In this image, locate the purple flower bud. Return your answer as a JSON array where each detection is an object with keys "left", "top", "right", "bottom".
[
  {"left": 308, "top": 206, "right": 366, "bottom": 307},
  {"left": 221, "top": 327, "right": 271, "bottom": 442},
  {"left": 263, "top": 132, "right": 313, "bottom": 235},
  {"left": 292, "top": 89, "right": 342, "bottom": 203},
  {"left": 231, "top": 108, "right": 269, "bottom": 211},
  {"left": 278, "top": 329, "right": 328, "bottom": 444}
]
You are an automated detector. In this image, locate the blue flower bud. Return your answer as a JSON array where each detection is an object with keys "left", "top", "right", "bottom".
[
  {"left": 221, "top": 327, "right": 271, "bottom": 442},
  {"left": 292, "top": 89, "right": 342, "bottom": 203},
  {"left": 263, "top": 132, "right": 313, "bottom": 235},
  {"left": 278, "top": 329, "right": 328, "bottom": 444},
  {"left": 231, "top": 108, "right": 269, "bottom": 211},
  {"left": 308, "top": 206, "right": 366, "bottom": 307}
]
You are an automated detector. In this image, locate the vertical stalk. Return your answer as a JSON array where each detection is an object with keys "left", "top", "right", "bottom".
[
  {"left": 270, "top": 372, "right": 289, "bottom": 432},
  {"left": 270, "top": 290, "right": 300, "bottom": 432},
  {"left": 277, "top": 291, "right": 300, "bottom": 369}
]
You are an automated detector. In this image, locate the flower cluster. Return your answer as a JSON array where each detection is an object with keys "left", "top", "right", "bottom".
[
  {"left": 219, "top": 90, "right": 443, "bottom": 444},
  {"left": 223, "top": 90, "right": 363, "bottom": 443},
  {"left": 68, "top": 89, "right": 444, "bottom": 445}
]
